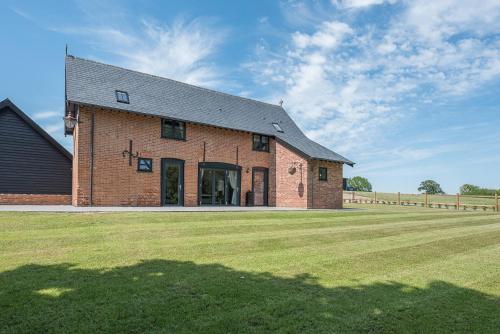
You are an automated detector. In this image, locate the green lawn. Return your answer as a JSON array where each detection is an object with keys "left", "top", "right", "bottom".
[{"left": 1, "top": 206, "right": 500, "bottom": 333}]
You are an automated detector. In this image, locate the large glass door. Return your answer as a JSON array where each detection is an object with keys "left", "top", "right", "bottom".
[
  {"left": 200, "top": 169, "right": 214, "bottom": 205},
  {"left": 214, "top": 170, "right": 226, "bottom": 205},
  {"left": 199, "top": 163, "right": 241, "bottom": 206},
  {"left": 161, "top": 158, "right": 184, "bottom": 206}
]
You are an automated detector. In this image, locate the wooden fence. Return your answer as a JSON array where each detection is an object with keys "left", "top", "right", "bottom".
[{"left": 344, "top": 191, "right": 499, "bottom": 212}]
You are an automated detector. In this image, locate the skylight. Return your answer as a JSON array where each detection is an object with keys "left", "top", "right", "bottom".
[
  {"left": 116, "top": 90, "right": 129, "bottom": 104},
  {"left": 272, "top": 123, "right": 284, "bottom": 133}
]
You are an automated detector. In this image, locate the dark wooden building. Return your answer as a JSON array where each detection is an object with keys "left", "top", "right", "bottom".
[{"left": 0, "top": 99, "right": 72, "bottom": 203}]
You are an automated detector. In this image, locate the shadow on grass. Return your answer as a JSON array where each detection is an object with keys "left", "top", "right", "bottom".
[{"left": 1, "top": 260, "right": 499, "bottom": 333}]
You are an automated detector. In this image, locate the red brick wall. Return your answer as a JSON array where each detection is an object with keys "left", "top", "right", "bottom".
[
  {"left": 72, "top": 106, "right": 344, "bottom": 208},
  {"left": 73, "top": 106, "right": 274, "bottom": 206},
  {"left": 272, "top": 141, "right": 309, "bottom": 208},
  {"left": 0, "top": 194, "right": 71, "bottom": 205},
  {"left": 308, "top": 160, "right": 344, "bottom": 209}
]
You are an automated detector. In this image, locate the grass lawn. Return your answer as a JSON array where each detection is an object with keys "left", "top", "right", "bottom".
[{"left": 1, "top": 205, "right": 500, "bottom": 333}]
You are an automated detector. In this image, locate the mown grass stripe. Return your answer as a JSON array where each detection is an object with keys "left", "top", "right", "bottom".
[{"left": 1, "top": 208, "right": 500, "bottom": 333}]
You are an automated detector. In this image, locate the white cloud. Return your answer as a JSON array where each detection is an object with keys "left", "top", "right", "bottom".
[
  {"left": 32, "top": 110, "right": 60, "bottom": 120},
  {"left": 280, "top": 1, "right": 334, "bottom": 27},
  {"left": 115, "top": 19, "right": 228, "bottom": 87},
  {"left": 56, "top": 13, "right": 227, "bottom": 87},
  {"left": 333, "top": 0, "right": 397, "bottom": 9},
  {"left": 376, "top": 41, "right": 396, "bottom": 54},
  {"left": 43, "top": 122, "right": 63, "bottom": 135},
  {"left": 292, "top": 21, "right": 352, "bottom": 50},
  {"left": 403, "top": 0, "right": 500, "bottom": 42},
  {"left": 10, "top": 7, "right": 33, "bottom": 20},
  {"left": 247, "top": 0, "right": 500, "bottom": 156}
]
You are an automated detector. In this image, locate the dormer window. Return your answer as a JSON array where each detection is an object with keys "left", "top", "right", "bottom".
[
  {"left": 272, "top": 123, "right": 284, "bottom": 133},
  {"left": 116, "top": 90, "right": 129, "bottom": 104}
]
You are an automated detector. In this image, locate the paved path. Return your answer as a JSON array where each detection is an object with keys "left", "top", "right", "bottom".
[{"left": 0, "top": 205, "right": 352, "bottom": 213}]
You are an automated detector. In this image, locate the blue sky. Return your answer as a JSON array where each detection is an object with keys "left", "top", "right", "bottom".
[{"left": 1, "top": 0, "right": 500, "bottom": 194}]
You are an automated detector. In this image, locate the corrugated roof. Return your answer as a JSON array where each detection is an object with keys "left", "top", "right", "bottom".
[{"left": 65, "top": 56, "right": 353, "bottom": 165}]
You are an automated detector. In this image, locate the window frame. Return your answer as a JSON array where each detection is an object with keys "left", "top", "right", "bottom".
[
  {"left": 161, "top": 118, "right": 186, "bottom": 141},
  {"left": 115, "top": 90, "right": 130, "bottom": 104},
  {"left": 137, "top": 157, "right": 153, "bottom": 172},
  {"left": 272, "top": 123, "right": 284, "bottom": 133},
  {"left": 252, "top": 134, "right": 270, "bottom": 152},
  {"left": 319, "top": 167, "right": 328, "bottom": 181}
]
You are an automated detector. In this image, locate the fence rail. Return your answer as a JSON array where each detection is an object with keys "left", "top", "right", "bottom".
[{"left": 343, "top": 191, "right": 499, "bottom": 212}]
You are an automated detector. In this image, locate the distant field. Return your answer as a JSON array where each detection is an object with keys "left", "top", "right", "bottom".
[
  {"left": 350, "top": 191, "right": 497, "bottom": 206},
  {"left": 1, "top": 206, "right": 500, "bottom": 333}
]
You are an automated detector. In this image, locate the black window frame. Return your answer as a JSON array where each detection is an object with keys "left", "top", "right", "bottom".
[
  {"left": 252, "top": 134, "right": 270, "bottom": 152},
  {"left": 161, "top": 118, "right": 186, "bottom": 141},
  {"left": 115, "top": 90, "right": 130, "bottom": 104},
  {"left": 198, "top": 162, "right": 242, "bottom": 206},
  {"left": 137, "top": 157, "right": 153, "bottom": 172},
  {"left": 319, "top": 167, "right": 328, "bottom": 181}
]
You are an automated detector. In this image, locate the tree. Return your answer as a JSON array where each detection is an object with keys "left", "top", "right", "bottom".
[
  {"left": 348, "top": 176, "right": 372, "bottom": 192},
  {"left": 460, "top": 184, "right": 480, "bottom": 195},
  {"left": 460, "top": 184, "right": 499, "bottom": 196},
  {"left": 418, "top": 180, "right": 444, "bottom": 194}
]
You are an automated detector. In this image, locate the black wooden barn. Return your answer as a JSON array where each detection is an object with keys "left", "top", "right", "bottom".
[{"left": 0, "top": 99, "right": 72, "bottom": 196}]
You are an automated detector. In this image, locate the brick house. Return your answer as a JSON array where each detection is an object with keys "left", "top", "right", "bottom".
[{"left": 64, "top": 56, "right": 353, "bottom": 208}]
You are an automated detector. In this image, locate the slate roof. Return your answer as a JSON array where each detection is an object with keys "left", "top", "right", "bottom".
[{"left": 65, "top": 56, "right": 353, "bottom": 165}]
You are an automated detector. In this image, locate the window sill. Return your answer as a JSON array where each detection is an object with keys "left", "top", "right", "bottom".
[{"left": 161, "top": 136, "right": 187, "bottom": 142}]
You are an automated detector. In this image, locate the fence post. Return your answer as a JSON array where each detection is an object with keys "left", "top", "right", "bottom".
[
  {"left": 496, "top": 193, "right": 499, "bottom": 212},
  {"left": 397, "top": 192, "right": 401, "bottom": 205},
  {"left": 456, "top": 193, "right": 460, "bottom": 211},
  {"left": 425, "top": 193, "right": 428, "bottom": 207},
  {"left": 374, "top": 191, "right": 377, "bottom": 204},
  {"left": 352, "top": 191, "right": 355, "bottom": 202}
]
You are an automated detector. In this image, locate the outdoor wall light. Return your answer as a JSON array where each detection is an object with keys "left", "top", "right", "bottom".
[
  {"left": 288, "top": 162, "right": 302, "bottom": 175},
  {"left": 63, "top": 114, "right": 78, "bottom": 129}
]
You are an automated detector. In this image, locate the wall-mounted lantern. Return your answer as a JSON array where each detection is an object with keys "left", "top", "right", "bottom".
[
  {"left": 63, "top": 114, "right": 78, "bottom": 130},
  {"left": 288, "top": 162, "right": 302, "bottom": 175}
]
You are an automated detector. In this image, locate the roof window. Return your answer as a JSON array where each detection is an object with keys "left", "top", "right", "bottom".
[
  {"left": 272, "top": 123, "right": 284, "bottom": 133},
  {"left": 116, "top": 90, "right": 129, "bottom": 104}
]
